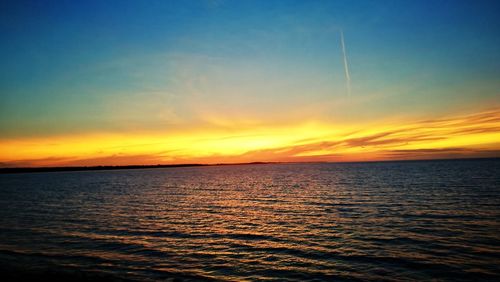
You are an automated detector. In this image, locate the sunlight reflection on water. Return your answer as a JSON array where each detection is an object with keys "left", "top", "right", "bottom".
[{"left": 0, "top": 160, "right": 499, "bottom": 281}]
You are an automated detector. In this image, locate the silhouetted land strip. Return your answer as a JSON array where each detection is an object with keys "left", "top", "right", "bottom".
[
  {"left": 0, "top": 162, "right": 273, "bottom": 174},
  {"left": 0, "top": 158, "right": 497, "bottom": 174}
]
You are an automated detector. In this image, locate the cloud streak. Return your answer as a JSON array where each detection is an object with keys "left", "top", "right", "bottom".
[
  {"left": 1, "top": 108, "right": 499, "bottom": 167},
  {"left": 340, "top": 29, "right": 351, "bottom": 96}
]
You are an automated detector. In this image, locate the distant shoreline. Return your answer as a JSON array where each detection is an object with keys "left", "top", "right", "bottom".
[
  {"left": 0, "top": 158, "right": 498, "bottom": 174},
  {"left": 0, "top": 162, "right": 274, "bottom": 174}
]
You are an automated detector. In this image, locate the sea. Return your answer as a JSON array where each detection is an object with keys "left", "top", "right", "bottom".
[{"left": 0, "top": 159, "right": 499, "bottom": 281}]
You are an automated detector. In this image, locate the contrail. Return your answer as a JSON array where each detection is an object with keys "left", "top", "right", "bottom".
[{"left": 339, "top": 29, "right": 351, "bottom": 96}]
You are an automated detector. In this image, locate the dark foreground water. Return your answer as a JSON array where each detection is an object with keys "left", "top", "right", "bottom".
[{"left": 0, "top": 159, "right": 499, "bottom": 281}]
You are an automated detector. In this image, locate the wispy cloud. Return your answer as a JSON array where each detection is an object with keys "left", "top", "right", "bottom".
[
  {"left": 1, "top": 108, "right": 499, "bottom": 167},
  {"left": 181, "top": 108, "right": 500, "bottom": 163},
  {"left": 340, "top": 29, "right": 351, "bottom": 96}
]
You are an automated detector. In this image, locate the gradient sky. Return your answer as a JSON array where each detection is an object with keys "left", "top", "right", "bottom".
[{"left": 1, "top": 0, "right": 499, "bottom": 167}]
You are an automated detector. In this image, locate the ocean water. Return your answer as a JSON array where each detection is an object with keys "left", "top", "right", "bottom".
[{"left": 0, "top": 159, "right": 499, "bottom": 281}]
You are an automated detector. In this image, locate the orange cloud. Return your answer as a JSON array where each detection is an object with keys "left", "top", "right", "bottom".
[{"left": 1, "top": 108, "right": 499, "bottom": 167}]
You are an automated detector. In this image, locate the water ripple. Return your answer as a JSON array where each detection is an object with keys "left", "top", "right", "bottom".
[{"left": 1, "top": 159, "right": 499, "bottom": 281}]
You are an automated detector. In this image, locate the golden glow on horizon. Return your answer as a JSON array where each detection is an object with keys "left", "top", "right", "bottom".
[{"left": 1, "top": 109, "right": 499, "bottom": 167}]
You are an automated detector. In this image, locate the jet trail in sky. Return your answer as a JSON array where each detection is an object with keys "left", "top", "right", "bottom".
[{"left": 340, "top": 29, "right": 351, "bottom": 96}]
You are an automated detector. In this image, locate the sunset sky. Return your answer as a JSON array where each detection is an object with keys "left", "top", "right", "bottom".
[{"left": 1, "top": 0, "right": 499, "bottom": 167}]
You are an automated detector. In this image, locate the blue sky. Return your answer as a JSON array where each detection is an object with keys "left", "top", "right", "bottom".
[{"left": 1, "top": 0, "right": 499, "bottom": 166}]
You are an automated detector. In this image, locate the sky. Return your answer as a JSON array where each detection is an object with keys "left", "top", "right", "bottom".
[{"left": 1, "top": 0, "right": 499, "bottom": 167}]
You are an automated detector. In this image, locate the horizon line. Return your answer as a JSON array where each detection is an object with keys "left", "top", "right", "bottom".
[{"left": 1, "top": 157, "right": 498, "bottom": 174}]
